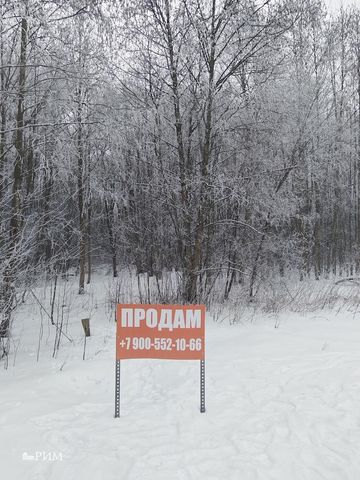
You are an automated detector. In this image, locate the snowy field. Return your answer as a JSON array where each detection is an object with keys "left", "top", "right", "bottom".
[{"left": 2, "top": 274, "right": 360, "bottom": 480}]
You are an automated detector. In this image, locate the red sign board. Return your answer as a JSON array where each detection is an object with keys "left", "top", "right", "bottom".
[{"left": 116, "top": 304, "right": 205, "bottom": 360}]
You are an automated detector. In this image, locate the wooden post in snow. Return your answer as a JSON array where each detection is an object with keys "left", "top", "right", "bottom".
[{"left": 81, "top": 318, "right": 90, "bottom": 337}]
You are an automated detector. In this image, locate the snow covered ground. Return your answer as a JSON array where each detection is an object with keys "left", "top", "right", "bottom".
[{"left": 2, "top": 275, "right": 360, "bottom": 480}]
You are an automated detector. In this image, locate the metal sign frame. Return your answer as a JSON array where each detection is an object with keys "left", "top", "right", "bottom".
[
  {"left": 115, "top": 358, "right": 205, "bottom": 418},
  {"left": 200, "top": 359, "right": 205, "bottom": 413},
  {"left": 115, "top": 360, "right": 121, "bottom": 418},
  {"left": 114, "top": 304, "right": 205, "bottom": 417}
]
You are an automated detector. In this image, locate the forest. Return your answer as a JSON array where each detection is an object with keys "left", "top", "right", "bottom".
[{"left": 1, "top": 0, "right": 360, "bottom": 340}]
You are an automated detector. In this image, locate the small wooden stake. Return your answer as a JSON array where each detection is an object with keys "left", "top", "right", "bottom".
[{"left": 81, "top": 318, "right": 90, "bottom": 337}]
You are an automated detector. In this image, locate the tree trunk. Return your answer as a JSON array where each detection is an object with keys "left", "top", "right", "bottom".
[
  {"left": 105, "top": 199, "right": 118, "bottom": 278},
  {"left": 77, "top": 85, "right": 86, "bottom": 294},
  {"left": 87, "top": 196, "right": 91, "bottom": 284},
  {"left": 0, "top": 15, "right": 28, "bottom": 338}
]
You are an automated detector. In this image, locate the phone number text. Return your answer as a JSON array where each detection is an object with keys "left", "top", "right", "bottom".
[{"left": 119, "top": 337, "right": 202, "bottom": 352}]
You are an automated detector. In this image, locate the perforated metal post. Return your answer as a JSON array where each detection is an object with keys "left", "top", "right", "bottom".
[
  {"left": 115, "top": 360, "right": 121, "bottom": 418},
  {"left": 200, "top": 359, "right": 205, "bottom": 413}
]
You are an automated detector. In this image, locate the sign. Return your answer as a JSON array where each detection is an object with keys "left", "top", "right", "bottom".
[
  {"left": 116, "top": 304, "right": 205, "bottom": 360},
  {"left": 115, "top": 304, "right": 206, "bottom": 417}
]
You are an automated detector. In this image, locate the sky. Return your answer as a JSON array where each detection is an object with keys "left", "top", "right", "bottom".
[{"left": 324, "top": 0, "right": 359, "bottom": 12}]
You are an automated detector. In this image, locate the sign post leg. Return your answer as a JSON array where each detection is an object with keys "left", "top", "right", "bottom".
[
  {"left": 115, "top": 359, "right": 121, "bottom": 418},
  {"left": 200, "top": 359, "right": 205, "bottom": 413}
]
